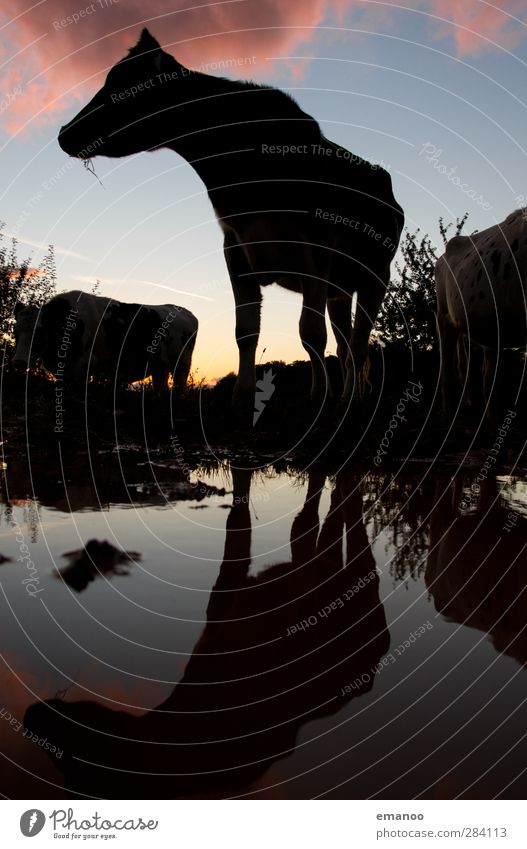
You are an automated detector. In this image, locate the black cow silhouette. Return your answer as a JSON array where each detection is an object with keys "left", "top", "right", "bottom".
[{"left": 58, "top": 29, "right": 404, "bottom": 420}]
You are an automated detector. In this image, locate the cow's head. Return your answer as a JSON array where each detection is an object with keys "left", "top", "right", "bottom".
[
  {"left": 12, "top": 303, "right": 45, "bottom": 371},
  {"left": 58, "top": 29, "right": 189, "bottom": 160}
]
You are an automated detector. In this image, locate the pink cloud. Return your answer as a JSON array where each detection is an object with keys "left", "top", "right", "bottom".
[
  {"left": 0, "top": 0, "right": 526, "bottom": 135},
  {"left": 433, "top": 0, "right": 527, "bottom": 54}
]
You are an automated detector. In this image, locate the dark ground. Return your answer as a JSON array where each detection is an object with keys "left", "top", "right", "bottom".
[{"left": 1, "top": 349, "right": 525, "bottom": 484}]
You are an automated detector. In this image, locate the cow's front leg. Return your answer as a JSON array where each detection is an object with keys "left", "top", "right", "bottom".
[
  {"left": 231, "top": 277, "right": 262, "bottom": 419},
  {"left": 206, "top": 467, "right": 253, "bottom": 622},
  {"left": 223, "top": 231, "right": 261, "bottom": 421},
  {"left": 300, "top": 278, "right": 329, "bottom": 406}
]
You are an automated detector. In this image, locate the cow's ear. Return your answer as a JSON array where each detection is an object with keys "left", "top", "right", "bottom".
[
  {"left": 138, "top": 28, "right": 162, "bottom": 54},
  {"left": 136, "top": 28, "right": 183, "bottom": 74}
]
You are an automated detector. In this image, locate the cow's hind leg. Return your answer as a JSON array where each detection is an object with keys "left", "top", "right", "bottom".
[
  {"left": 172, "top": 331, "right": 197, "bottom": 397},
  {"left": 342, "top": 270, "right": 386, "bottom": 406},
  {"left": 328, "top": 295, "right": 352, "bottom": 395},
  {"left": 300, "top": 278, "right": 329, "bottom": 407}
]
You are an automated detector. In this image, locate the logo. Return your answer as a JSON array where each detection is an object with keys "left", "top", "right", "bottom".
[
  {"left": 253, "top": 368, "right": 276, "bottom": 425},
  {"left": 20, "top": 809, "right": 46, "bottom": 837}
]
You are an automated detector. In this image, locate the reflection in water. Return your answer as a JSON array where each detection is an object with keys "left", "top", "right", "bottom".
[
  {"left": 364, "top": 471, "right": 435, "bottom": 583},
  {"left": 0, "top": 459, "right": 525, "bottom": 799},
  {"left": 426, "top": 474, "right": 527, "bottom": 666},
  {"left": 57, "top": 540, "right": 142, "bottom": 592},
  {"left": 25, "top": 468, "right": 390, "bottom": 798},
  {"left": 1, "top": 458, "right": 226, "bottom": 519}
]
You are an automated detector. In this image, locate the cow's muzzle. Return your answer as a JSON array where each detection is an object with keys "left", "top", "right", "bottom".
[{"left": 58, "top": 123, "right": 83, "bottom": 158}]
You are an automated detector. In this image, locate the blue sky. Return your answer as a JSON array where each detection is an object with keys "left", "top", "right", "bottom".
[{"left": 1, "top": 1, "right": 526, "bottom": 379}]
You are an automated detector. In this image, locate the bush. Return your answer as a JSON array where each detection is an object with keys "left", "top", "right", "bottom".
[
  {"left": 375, "top": 214, "right": 469, "bottom": 352},
  {"left": 0, "top": 224, "right": 56, "bottom": 348}
]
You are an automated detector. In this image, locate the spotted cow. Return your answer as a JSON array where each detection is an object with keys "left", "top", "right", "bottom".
[
  {"left": 435, "top": 208, "right": 527, "bottom": 418},
  {"left": 13, "top": 290, "right": 198, "bottom": 395}
]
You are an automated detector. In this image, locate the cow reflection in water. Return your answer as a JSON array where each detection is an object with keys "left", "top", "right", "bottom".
[
  {"left": 25, "top": 469, "right": 389, "bottom": 798},
  {"left": 426, "top": 473, "right": 527, "bottom": 664}
]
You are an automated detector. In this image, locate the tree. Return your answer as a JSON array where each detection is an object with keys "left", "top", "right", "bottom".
[
  {"left": 375, "top": 214, "right": 469, "bottom": 352},
  {"left": 0, "top": 225, "right": 56, "bottom": 345}
]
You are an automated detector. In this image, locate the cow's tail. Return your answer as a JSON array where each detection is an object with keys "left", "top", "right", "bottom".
[
  {"left": 456, "top": 334, "right": 472, "bottom": 406},
  {"left": 357, "top": 356, "right": 372, "bottom": 397}
]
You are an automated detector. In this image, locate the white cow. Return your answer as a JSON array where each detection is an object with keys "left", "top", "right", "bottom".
[
  {"left": 435, "top": 208, "right": 527, "bottom": 418},
  {"left": 13, "top": 290, "right": 198, "bottom": 395}
]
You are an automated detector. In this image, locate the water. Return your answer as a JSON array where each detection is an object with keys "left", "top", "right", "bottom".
[{"left": 0, "top": 455, "right": 526, "bottom": 799}]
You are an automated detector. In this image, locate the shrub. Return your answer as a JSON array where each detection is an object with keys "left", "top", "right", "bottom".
[
  {"left": 375, "top": 214, "right": 469, "bottom": 352},
  {"left": 0, "top": 224, "right": 56, "bottom": 348}
]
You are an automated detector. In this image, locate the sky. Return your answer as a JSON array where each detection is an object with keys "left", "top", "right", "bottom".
[{"left": 1, "top": 0, "right": 527, "bottom": 381}]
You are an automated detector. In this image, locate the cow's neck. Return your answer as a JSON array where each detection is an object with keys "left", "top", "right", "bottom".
[
  {"left": 165, "top": 75, "right": 229, "bottom": 182},
  {"left": 160, "top": 71, "right": 318, "bottom": 204}
]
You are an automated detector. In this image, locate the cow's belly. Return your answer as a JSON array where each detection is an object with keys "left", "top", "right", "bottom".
[
  {"left": 446, "top": 280, "right": 527, "bottom": 349},
  {"left": 219, "top": 212, "right": 392, "bottom": 295},
  {"left": 448, "top": 311, "right": 526, "bottom": 350},
  {"left": 88, "top": 348, "right": 152, "bottom": 385},
  {"left": 226, "top": 215, "right": 320, "bottom": 277}
]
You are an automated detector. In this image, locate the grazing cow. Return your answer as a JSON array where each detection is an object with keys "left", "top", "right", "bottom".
[
  {"left": 435, "top": 208, "right": 527, "bottom": 419},
  {"left": 57, "top": 28, "right": 404, "bottom": 420},
  {"left": 13, "top": 290, "right": 198, "bottom": 395}
]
